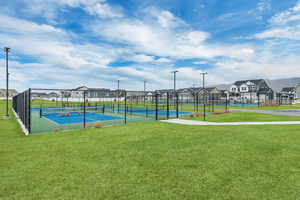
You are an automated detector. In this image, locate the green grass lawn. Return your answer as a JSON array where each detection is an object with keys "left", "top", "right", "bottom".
[
  {"left": 1, "top": 100, "right": 300, "bottom": 199},
  {"left": 185, "top": 111, "right": 300, "bottom": 122},
  {"left": 230, "top": 104, "right": 300, "bottom": 110}
]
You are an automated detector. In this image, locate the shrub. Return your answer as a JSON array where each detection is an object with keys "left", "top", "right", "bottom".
[
  {"left": 196, "top": 113, "right": 203, "bottom": 117},
  {"left": 94, "top": 122, "right": 103, "bottom": 128},
  {"left": 213, "top": 110, "right": 231, "bottom": 115}
]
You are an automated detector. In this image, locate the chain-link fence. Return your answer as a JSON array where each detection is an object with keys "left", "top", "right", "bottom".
[{"left": 12, "top": 88, "right": 233, "bottom": 135}]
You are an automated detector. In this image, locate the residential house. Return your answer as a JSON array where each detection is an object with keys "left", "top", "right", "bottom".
[
  {"left": 279, "top": 87, "right": 295, "bottom": 101},
  {"left": 296, "top": 83, "right": 300, "bottom": 103},
  {"left": 229, "top": 79, "right": 274, "bottom": 103}
]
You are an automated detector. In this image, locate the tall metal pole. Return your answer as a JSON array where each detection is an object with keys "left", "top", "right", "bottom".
[
  {"left": 171, "top": 71, "right": 178, "bottom": 92},
  {"left": 171, "top": 70, "right": 178, "bottom": 108},
  {"left": 4, "top": 47, "right": 10, "bottom": 118},
  {"left": 200, "top": 72, "right": 208, "bottom": 121}
]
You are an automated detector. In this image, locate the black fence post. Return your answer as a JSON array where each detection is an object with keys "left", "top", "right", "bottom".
[
  {"left": 225, "top": 95, "right": 228, "bottom": 112},
  {"left": 28, "top": 89, "right": 31, "bottom": 134},
  {"left": 196, "top": 93, "right": 199, "bottom": 112},
  {"left": 203, "top": 91, "right": 206, "bottom": 121},
  {"left": 155, "top": 93, "right": 158, "bottom": 120},
  {"left": 212, "top": 94, "right": 215, "bottom": 112},
  {"left": 124, "top": 92, "right": 127, "bottom": 124},
  {"left": 83, "top": 91, "right": 86, "bottom": 128},
  {"left": 176, "top": 92, "right": 179, "bottom": 118},
  {"left": 118, "top": 94, "right": 120, "bottom": 113},
  {"left": 167, "top": 92, "right": 170, "bottom": 119}
]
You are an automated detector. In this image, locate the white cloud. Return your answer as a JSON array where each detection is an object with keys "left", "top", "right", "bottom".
[
  {"left": 145, "top": 8, "right": 185, "bottom": 29},
  {"left": 256, "top": 1, "right": 300, "bottom": 40},
  {"left": 2, "top": 2, "right": 300, "bottom": 92},
  {"left": 19, "top": 0, "right": 123, "bottom": 22},
  {"left": 0, "top": 15, "right": 63, "bottom": 34},
  {"left": 257, "top": 0, "right": 271, "bottom": 12},
  {"left": 83, "top": 1, "right": 123, "bottom": 18},
  {"left": 129, "top": 54, "right": 155, "bottom": 62},
  {"left": 256, "top": 26, "right": 300, "bottom": 40},
  {"left": 269, "top": 1, "right": 300, "bottom": 25},
  {"left": 155, "top": 58, "right": 173, "bottom": 63},
  {"left": 193, "top": 61, "right": 208, "bottom": 65},
  {"left": 91, "top": 18, "right": 254, "bottom": 60}
]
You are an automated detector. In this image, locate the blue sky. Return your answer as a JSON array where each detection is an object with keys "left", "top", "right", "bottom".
[{"left": 1, "top": 0, "right": 300, "bottom": 91}]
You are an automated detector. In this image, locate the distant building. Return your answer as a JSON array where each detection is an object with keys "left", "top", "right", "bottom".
[
  {"left": 0, "top": 89, "right": 18, "bottom": 98},
  {"left": 279, "top": 87, "right": 296, "bottom": 101},
  {"left": 70, "top": 86, "right": 125, "bottom": 99},
  {"left": 296, "top": 84, "right": 300, "bottom": 103},
  {"left": 229, "top": 79, "right": 274, "bottom": 103}
]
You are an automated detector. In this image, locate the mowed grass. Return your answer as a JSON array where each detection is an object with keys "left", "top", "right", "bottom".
[
  {"left": 185, "top": 111, "right": 300, "bottom": 122},
  {"left": 229, "top": 103, "right": 300, "bottom": 110},
  {"left": 1, "top": 100, "right": 300, "bottom": 199}
]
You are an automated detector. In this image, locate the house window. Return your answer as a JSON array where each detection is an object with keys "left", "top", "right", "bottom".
[{"left": 241, "top": 87, "right": 247, "bottom": 91}]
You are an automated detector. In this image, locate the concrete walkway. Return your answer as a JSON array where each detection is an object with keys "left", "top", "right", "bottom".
[
  {"left": 161, "top": 119, "right": 300, "bottom": 126},
  {"left": 231, "top": 109, "right": 300, "bottom": 116}
]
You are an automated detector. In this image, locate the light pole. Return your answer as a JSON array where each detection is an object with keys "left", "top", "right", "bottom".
[
  {"left": 4, "top": 47, "right": 10, "bottom": 119},
  {"left": 171, "top": 70, "right": 179, "bottom": 92},
  {"left": 171, "top": 70, "right": 178, "bottom": 110},
  {"left": 200, "top": 72, "right": 208, "bottom": 121}
]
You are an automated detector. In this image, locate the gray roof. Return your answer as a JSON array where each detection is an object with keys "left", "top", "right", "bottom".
[
  {"left": 233, "top": 79, "right": 264, "bottom": 87},
  {"left": 266, "top": 77, "right": 300, "bottom": 93}
]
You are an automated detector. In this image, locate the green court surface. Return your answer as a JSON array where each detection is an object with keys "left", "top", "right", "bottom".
[{"left": 2, "top": 100, "right": 300, "bottom": 199}]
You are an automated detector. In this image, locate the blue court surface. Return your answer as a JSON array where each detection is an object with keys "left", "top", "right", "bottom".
[
  {"left": 33, "top": 106, "right": 191, "bottom": 117},
  {"left": 43, "top": 112, "right": 123, "bottom": 125}
]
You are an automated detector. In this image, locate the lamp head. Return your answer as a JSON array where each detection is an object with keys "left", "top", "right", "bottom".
[{"left": 4, "top": 47, "right": 10, "bottom": 53}]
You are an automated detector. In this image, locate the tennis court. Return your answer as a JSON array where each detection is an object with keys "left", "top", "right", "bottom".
[
  {"left": 14, "top": 88, "right": 219, "bottom": 134},
  {"left": 37, "top": 106, "right": 191, "bottom": 119},
  {"left": 43, "top": 111, "right": 123, "bottom": 125}
]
